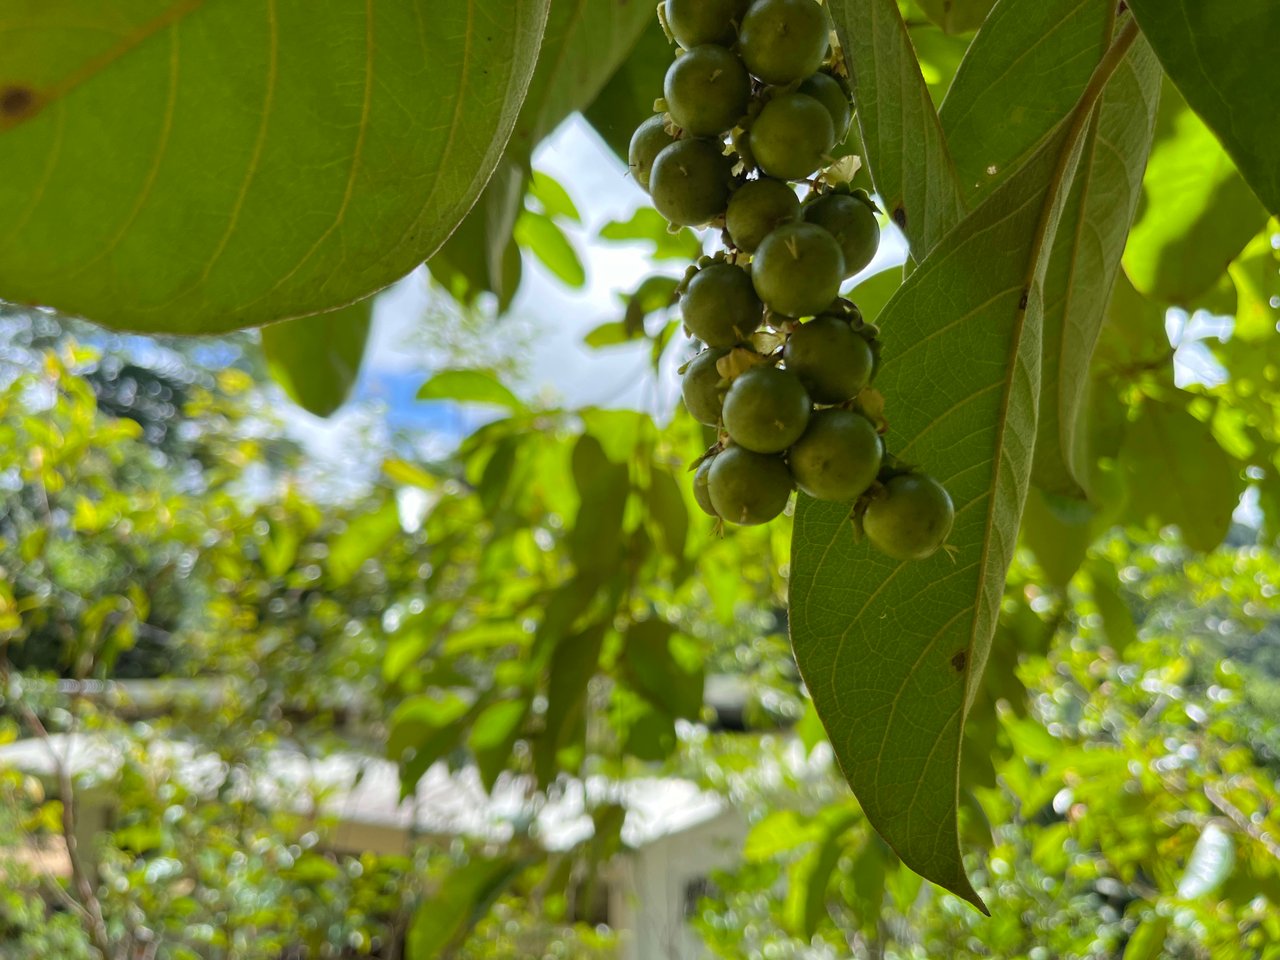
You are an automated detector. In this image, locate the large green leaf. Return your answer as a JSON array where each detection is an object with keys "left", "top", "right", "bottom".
[
  {"left": 829, "top": 0, "right": 965, "bottom": 257},
  {"left": 1032, "top": 32, "right": 1161, "bottom": 494},
  {"left": 0, "top": 0, "right": 549, "bottom": 332},
  {"left": 1126, "top": 0, "right": 1280, "bottom": 216},
  {"left": 789, "top": 24, "right": 1146, "bottom": 907},
  {"left": 939, "top": 0, "right": 1113, "bottom": 207},
  {"left": 1122, "top": 81, "right": 1268, "bottom": 307},
  {"left": 260, "top": 296, "right": 373, "bottom": 418}
]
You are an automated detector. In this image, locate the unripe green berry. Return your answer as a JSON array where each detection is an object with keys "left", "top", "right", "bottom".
[
  {"left": 665, "top": 0, "right": 752, "bottom": 48},
  {"left": 738, "top": 0, "right": 830, "bottom": 84},
  {"left": 682, "top": 348, "right": 730, "bottom": 426},
  {"left": 650, "top": 139, "right": 735, "bottom": 226},
  {"left": 787, "top": 408, "right": 881, "bottom": 501},
  {"left": 708, "top": 445, "right": 794, "bottom": 525},
  {"left": 725, "top": 178, "right": 800, "bottom": 253},
  {"left": 629, "top": 116, "right": 675, "bottom": 192},
  {"left": 722, "top": 365, "right": 811, "bottom": 453},
  {"left": 683, "top": 262, "right": 763, "bottom": 347},
  {"left": 749, "top": 93, "right": 835, "bottom": 180},
  {"left": 802, "top": 193, "right": 880, "bottom": 278},
  {"left": 797, "top": 71, "right": 852, "bottom": 139},
  {"left": 693, "top": 456, "right": 719, "bottom": 517},
  {"left": 863, "top": 473, "right": 955, "bottom": 561},
  {"left": 664, "top": 45, "right": 752, "bottom": 137},
  {"left": 783, "top": 315, "right": 874, "bottom": 403},
  {"left": 752, "top": 222, "right": 845, "bottom": 318}
]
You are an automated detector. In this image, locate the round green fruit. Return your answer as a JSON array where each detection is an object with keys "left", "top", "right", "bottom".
[
  {"left": 707, "top": 445, "right": 794, "bottom": 525},
  {"left": 683, "top": 262, "right": 763, "bottom": 347},
  {"left": 650, "top": 139, "right": 735, "bottom": 226},
  {"left": 725, "top": 177, "right": 799, "bottom": 253},
  {"left": 797, "top": 71, "right": 852, "bottom": 138},
  {"left": 722, "top": 365, "right": 811, "bottom": 453},
  {"left": 738, "top": 0, "right": 829, "bottom": 84},
  {"left": 664, "top": 45, "right": 752, "bottom": 137},
  {"left": 802, "top": 193, "right": 879, "bottom": 277},
  {"left": 665, "top": 0, "right": 752, "bottom": 48},
  {"left": 787, "top": 408, "right": 881, "bottom": 501},
  {"left": 783, "top": 315, "right": 874, "bottom": 403},
  {"left": 682, "top": 348, "right": 730, "bottom": 426},
  {"left": 862, "top": 473, "right": 955, "bottom": 561},
  {"left": 749, "top": 92, "right": 835, "bottom": 180},
  {"left": 751, "top": 222, "right": 845, "bottom": 318},
  {"left": 693, "top": 457, "right": 719, "bottom": 517},
  {"left": 628, "top": 116, "right": 675, "bottom": 192}
]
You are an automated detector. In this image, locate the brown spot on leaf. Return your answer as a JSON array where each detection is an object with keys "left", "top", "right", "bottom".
[
  {"left": 1018, "top": 289, "right": 1029, "bottom": 311},
  {"left": 0, "top": 85, "right": 37, "bottom": 120},
  {"left": 892, "top": 206, "right": 907, "bottom": 229},
  {"left": 950, "top": 650, "right": 967, "bottom": 672}
]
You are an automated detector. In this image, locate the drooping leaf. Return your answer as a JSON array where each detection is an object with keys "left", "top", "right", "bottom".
[
  {"left": 0, "top": 0, "right": 549, "bottom": 332},
  {"left": 428, "top": 0, "right": 652, "bottom": 310},
  {"left": 506, "top": 0, "right": 654, "bottom": 162},
  {"left": 584, "top": 17, "right": 672, "bottom": 160},
  {"left": 530, "top": 170, "right": 581, "bottom": 223},
  {"left": 514, "top": 209, "right": 586, "bottom": 287},
  {"left": 940, "top": 0, "right": 1114, "bottom": 207},
  {"left": 1032, "top": 32, "right": 1161, "bottom": 494},
  {"left": 1120, "top": 401, "right": 1241, "bottom": 552},
  {"left": 1122, "top": 81, "right": 1268, "bottom": 307},
  {"left": 828, "top": 0, "right": 966, "bottom": 257},
  {"left": 1126, "top": 0, "right": 1280, "bottom": 216},
  {"left": 790, "top": 27, "right": 1147, "bottom": 907},
  {"left": 260, "top": 295, "right": 373, "bottom": 418},
  {"left": 417, "top": 370, "right": 526, "bottom": 413},
  {"left": 599, "top": 208, "right": 703, "bottom": 262},
  {"left": 408, "top": 855, "right": 531, "bottom": 959},
  {"left": 427, "top": 158, "right": 526, "bottom": 311}
]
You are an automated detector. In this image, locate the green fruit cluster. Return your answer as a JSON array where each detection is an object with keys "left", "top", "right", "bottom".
[{"left": 638, "top": 0, "right": 953, "bottom": 562}]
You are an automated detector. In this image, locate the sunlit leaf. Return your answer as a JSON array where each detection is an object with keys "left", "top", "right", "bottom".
[
  {"left": 0, "top": 0, "right": 549, "bottom": 331},
  {"left": 940, "top": 0, "right": 1113, "bottom": 208},
  {"left": 790, "top": 27, "right": 1148, "bottom": 906},
  {"left": 1122, "top": 81, "right": 1268, "bottom": 306},
  {"left": 417, "top": 370, "right": 526, "bottom": 412},
  {"left": 1127, "top": 0, "right": 1280, "bottom": 215}
]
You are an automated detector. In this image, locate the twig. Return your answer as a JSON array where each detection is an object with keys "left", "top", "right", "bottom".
[
  {"left": 1203, "top": 781, "right": 1280, "bottom": 862},
  {"left": 1, "top": 661, "right": 114, "bottom": 958}
]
